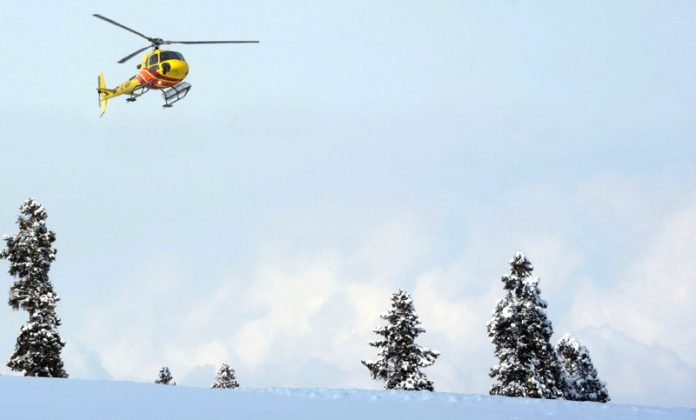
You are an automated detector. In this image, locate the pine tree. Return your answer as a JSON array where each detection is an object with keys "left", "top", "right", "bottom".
[
  {"left": 211, "top": 363, "right": 240, "bottom": 389},
  {"left": 486, "top": 252, "right": 564, "bottom": 399},
  {"left": 556, "top": 334, "right": 610, "bottom": 402},
  {"left": 362, "top": 289, "right": 439, "bottom": 391},
  {"left": 155, "top": 366, "right": 176, "bottom": 385},
  {"left": 1, "top": 199, "right": 67, "bottom": 377}
]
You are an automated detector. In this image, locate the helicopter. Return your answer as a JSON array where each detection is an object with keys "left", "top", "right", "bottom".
[{"left": 93, "top": 14, "right": 258, "bottom": 116}]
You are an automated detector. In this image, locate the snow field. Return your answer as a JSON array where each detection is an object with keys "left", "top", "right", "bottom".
[{"left": 0, "top": 376, "right": 693, "bottom": 420}]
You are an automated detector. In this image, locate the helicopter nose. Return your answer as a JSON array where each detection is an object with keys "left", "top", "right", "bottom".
[{"left": 171, "top": 60, "right": 189, "bottom": 78}]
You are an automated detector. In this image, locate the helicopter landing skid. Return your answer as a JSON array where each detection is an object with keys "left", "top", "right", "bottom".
[
  {"left": 126, "top": 86, "right": 150, "bottom": 103},
  {"left": 162, "top": 82, "right": 192, "bottom": 108}
]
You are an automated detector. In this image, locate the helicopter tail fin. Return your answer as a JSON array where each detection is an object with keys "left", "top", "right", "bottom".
[{"left": 97, "top": 73, "right": 109, "bottom": 117}]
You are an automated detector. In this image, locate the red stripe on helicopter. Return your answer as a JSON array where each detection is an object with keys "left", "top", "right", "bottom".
[
  {"left": 137, "top": 70, "right": 156, "bottom": 84},
  {"left": 152, "top": 72, "right": 181, "bottom": 83},
  {"left": 138, "top": 69, "right": 181, "bottom": 88}
]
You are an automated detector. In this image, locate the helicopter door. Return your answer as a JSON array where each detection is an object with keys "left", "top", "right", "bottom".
[{"left": 148, "top": 52, "right": 160, "bottom": 73}]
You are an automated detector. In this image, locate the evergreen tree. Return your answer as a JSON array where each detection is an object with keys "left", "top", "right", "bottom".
[
  {"left": 556, "top": 334, "right": 610, "bottom": 402},
  {"left": 362, "top": 289, "right": 439, "bottom": 391},
  {"left": 486, "top": 252, "right": 564, "bottom": 399},
  {"left": 155, "top": 366, "right": 176, "bottom": 385},
  {"left": 1, "top": 199, "right": 67, "bottom": 377},
  {"left": 211, "top": 363, "right": 240, "bottom": 389}
]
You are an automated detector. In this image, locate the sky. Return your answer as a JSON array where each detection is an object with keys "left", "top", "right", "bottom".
[{"left": 0, "top": 0, "right": 695, "bottom": 407}]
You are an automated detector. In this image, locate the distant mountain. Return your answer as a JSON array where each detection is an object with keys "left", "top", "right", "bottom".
[{"left": 576, "top": 325, "right": 696, "bottom": 407}]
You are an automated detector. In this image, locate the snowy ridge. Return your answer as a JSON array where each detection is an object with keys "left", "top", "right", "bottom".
[{"left": 0, "top": 376, "right": 693, "bottom": 420}]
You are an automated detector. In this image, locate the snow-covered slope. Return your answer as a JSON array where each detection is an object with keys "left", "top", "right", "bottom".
[{"left": 0, "top": 376, "right": 693, "bottom": 420}]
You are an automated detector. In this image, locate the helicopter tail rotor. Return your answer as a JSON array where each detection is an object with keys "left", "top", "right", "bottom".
[{"left": 97, "top": 73, "right": 110, "bottom": 117}]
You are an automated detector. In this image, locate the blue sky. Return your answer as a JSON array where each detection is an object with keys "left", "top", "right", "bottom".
[{"left": 1, "top": 0, "right": 695, "bottom": 407}]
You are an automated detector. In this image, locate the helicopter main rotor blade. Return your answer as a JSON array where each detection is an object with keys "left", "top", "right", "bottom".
[
  {"left": 93, "top": 14, "right": 153, "bottom": 42},
  {"left": 118, "top": 45, "right": 153, "bottom": 64},
  {"left": 166, "top": 40, "right": 260, "bottom": 44}
]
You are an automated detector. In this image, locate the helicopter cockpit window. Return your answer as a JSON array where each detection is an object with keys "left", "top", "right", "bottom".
[
  {"left": 161, "top": 51, "right": 185, "bottom": 61},
  {"left": 149, "top": 54, "right": 159, "bottom": 65}
]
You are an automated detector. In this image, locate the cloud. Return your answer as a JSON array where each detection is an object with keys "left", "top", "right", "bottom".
[
  {"left": 69, "top": 197, "right": 696, "bottom": 406},
  {"left": 412, "top": 263, "right": 498, "bottom": 393},
  {"left": 72, "top": 218, "right": 511, "bottom": 392},
  {"left": 568, "top": 198, "right": 696, "bottom": 366},
  {"left": 515, "top": 235, "right": 586, "bottom": 300},
  {"left": 73, "top": 221, "right": 424, "bottom": 388},
  {"left": 75, "top": 258, "right": 227, "bottom": 382}
]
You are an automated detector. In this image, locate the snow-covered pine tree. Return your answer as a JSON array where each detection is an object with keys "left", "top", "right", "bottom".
[
  {"left": 361, "top": 289, "right": 439, "bottom": 391},
  {"left": 556, "top": 334, "right": 610, "bottom": 402},
  {"left": 1, "top": 198, "right": 67, "bottom": 377},
  {"left": 211, "top": 363, "right": 240, "bottom": 389},
  {"left": 155, "top": 366, "right": 176, "bottom": 385},
  {"left": 486, "top": 252, "right": 564, "bottom": 399}
]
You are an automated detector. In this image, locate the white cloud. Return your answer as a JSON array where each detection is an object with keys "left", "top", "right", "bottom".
[
  {"left": 72, "top": 218, "right": 513, "bottom": 391},
  {"left": 412, "top": 263, "right": 499, "bottom": 393},
  {"left": 516, "top": 235, "right": 586, "bottom": 298},
  {"left": 73, "top": 222, "right": 421, "bottom": 388},
  {"left": 70, "top": 197, "right": 696, "bottom": 406},
  {"left": 568, "top": 198, "right": 696, "bottom": 366}
]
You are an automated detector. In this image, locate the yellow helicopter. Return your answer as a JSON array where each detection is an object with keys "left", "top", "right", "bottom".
[{"left": 93, "top": 14, "right": 258, "bottom": 116}]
